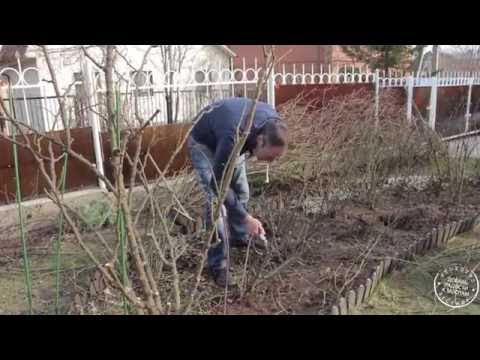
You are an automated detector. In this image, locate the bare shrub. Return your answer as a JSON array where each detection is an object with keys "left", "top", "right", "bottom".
[
  {"left": 414, "top": 104, "right": 475, "bottom": 204},
  {"left": 0, "top": 45, "right": 278, "bottom": 315},
  {"left": 269, "top": 88, "right": 429, "bottom": 210}
]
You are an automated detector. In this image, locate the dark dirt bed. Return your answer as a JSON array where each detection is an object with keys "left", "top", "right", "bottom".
[{"left": 2, "top": 177, "right": 480, "bottom": 315}]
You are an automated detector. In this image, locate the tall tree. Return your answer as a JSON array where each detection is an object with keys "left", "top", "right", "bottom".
[
  {"left": 340, "top": 45, "right": 413, "bottom": 73},
  {"left": 158, "top": 45, "right": 190, "bottom": 124},
  {"left": 410, "top": 45, "right": 427, "bottom": 73}
]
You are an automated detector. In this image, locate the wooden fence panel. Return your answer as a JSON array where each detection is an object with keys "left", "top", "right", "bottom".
[
  {"left": 0, "top": 127, "right": 97, "bottom": 204},
  {"left": 0, "top": 123, "right": 192, "bottom": 205}
]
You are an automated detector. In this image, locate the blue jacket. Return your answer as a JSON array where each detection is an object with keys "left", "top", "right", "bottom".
[{"left": 191, "top": 97, "right": 281, "bottom": 222}]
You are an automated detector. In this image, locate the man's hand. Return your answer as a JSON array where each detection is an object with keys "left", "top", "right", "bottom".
[{"left": 245, "top": 214, "right": 265, "bottom": 237}]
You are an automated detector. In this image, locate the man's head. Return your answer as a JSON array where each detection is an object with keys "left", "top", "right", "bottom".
[{"left": 252, "top": 120, "right": 287, "bottom": 162}]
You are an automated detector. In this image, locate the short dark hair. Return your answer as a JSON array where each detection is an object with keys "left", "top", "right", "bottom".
[{"left": 259, "top": 120, "right": 287, "bottom": 147}]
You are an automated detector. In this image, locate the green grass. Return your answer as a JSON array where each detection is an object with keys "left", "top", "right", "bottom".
[
  {"left": 0, "top": 236, "right": 108, "bottom": 315},
  {"left": 353, "top": 230, "right": 480, "bottom": 315}
]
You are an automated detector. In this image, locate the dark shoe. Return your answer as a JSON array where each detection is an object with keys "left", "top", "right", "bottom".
[
  {"left": 209, "top": 268, "right": 235, "bottom": 288},
  {"left": 231, "top": 236, "right": 268, "bottom": 250},
  {"left": 230, "top": 238, "right": 249, "bottom": 248}
]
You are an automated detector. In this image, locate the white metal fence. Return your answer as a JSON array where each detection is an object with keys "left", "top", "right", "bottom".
[
  {"left": 3, "top": 56, "right": 480, "bottom": 190},
  {"left": 2, "top": 58, "right": 480, "bottom": 136},
  {"left": 270, "top": 64, "right": 480, "bottom": 138}
]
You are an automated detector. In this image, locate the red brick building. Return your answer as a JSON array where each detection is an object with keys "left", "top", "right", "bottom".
[{"left": 228, "top": 45, "right": 364, "bottom": 70}]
